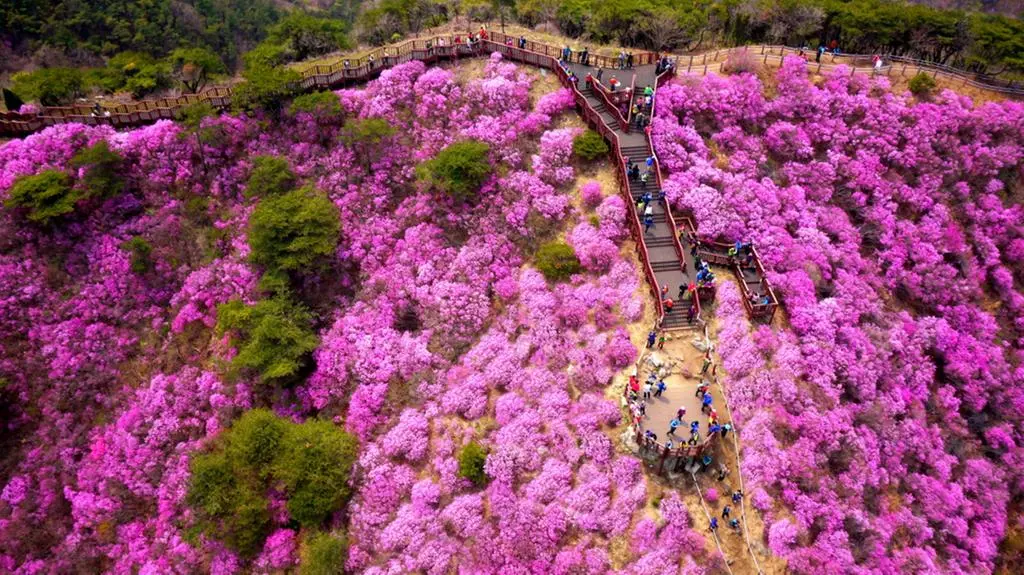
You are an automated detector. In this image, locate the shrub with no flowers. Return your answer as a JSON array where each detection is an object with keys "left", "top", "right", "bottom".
[
  {"left": 572, "top": 129, "right": 609, "bottom": 161},
  {"left": 534, "top": 240, "right": 582, "bottom": 281}
]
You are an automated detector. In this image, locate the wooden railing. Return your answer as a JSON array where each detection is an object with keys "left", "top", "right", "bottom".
[
  {"left": 675, "top": 44, "right": 1024, "bottom": 97},
  {"left": 585, "top": 76, "right": 631, "bottom": 132},
  {"left": 483, "top": 42, "right": 667, "bottom": 325}
]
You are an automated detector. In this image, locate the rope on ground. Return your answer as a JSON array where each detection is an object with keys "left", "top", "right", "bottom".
[
  {"left": 690, "top": 471, "right": 735, "bottom": 575},
  {"left": 713, "top": 374, "right": 765, "bottom": 575}
]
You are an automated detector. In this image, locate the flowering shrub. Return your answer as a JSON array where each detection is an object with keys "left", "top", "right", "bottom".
[
  {"left": 658, "top": 57, "right": 1024, "bottom": 574},
  {"left": 0, "top": 56, "right": 713, "bottom": 574}
]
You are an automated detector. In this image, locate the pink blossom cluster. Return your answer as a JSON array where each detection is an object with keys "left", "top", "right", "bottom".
[
  {"left": 0, "top": 55, "right": 703, "bottom": 573},
  {"left": 656, "top": 57, "right": 1024, "bottom": 573}
]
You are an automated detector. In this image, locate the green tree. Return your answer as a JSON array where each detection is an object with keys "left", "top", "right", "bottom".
[
  {"left": 167, "top": 47, "right": 226, "bottom": 93},
  {"left": 908, "top": 72, "right": 937, "bottom": 97},
  {"left": 457, "top": 441, "right": 489, "bottom": 486},
  {"left": 572, "top": 129, "right": 610, "bottom": 161},
  {"left": 273, "top": 419, "right": 359, "bottom": 527},
  {"left": 534, "top": 240, "right": 581, "bottom": 281},
  {"left": 216, "top": 297, "right": 320, "bottom": 383},
  {"left": 187, "top": 410, "right": 359, "bottom": 555},
  {"left": 266, "top": 12, "right": 351, "bottom": 61},
  {"left": 340, "top": 117, "right": 397, "bottom": 170},
  {"left": 299, "top": 532, "right": 348, "bottom": 575},
  {"left": 88, "top": 51, "right": 171, "bottom": 97},
  {"left": 247, "top": 186, "right": 340, "bottom": 290},
  {"left": 122, "top": 237, "right": 153, "bottom": 274},
  {"left": 416, "top": 140, "right": 492, "bottom": 203},
  {"left": 246, "top": 155, "right": 297, "bottom": 198},
  {"left": 232, "top": 65, "right": 302, "bottom": 115},
  {"left": 223, "top": 408, "right": 288, "bottom": 476},
  {"left": 11, "top": 67, "right": 84, "bottom": 106},
  {"left": 4, "top": 170, "right": 80, "bottom": 224},
  {"left": 290, "top": 91, "right": 343, "bottom": 118},
  {"left": 70, "top": 141, "right": 125, "bottom": 199}
]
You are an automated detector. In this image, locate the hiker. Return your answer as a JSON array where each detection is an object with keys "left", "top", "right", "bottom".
[
  {"left": 665, "top": 438, "right": 674, "bottom": 449},
  {"left": 658, "top": 333, "right": 666, "bottom": 350},
  {"left": 562, "top": 45, "right": 572, "bottom": 62},
  {"left": 634, "top": 111, "right": 645, "bottom": 129},
  {"left": 644, "top": 214, "right": 654, "bottom": 233},
  {"left": 709, "top": 423, "right": 721, "bottom": 436},
  {"left": 639, "top": 170, "right": 648, "bottom": 189},
  {"left": 646, "top": 330, "right": 656, "bottom": 348},
  {"left": 343, "top": 59, "right": 350, "bottom": 69},
  {"left": 678, "top": 284, "right": 688, "bottom": 300},
  {"left": 695, "top": 381, "right": 709, "bottom": 398},
  {"left": 644, "top": 429, "right": 656, "bottom": 442},
  {"left": 629, "top": 373, "right": 639, "bottom": 393},
  {"left": 722, "top": 505, "right": 731, "bottom": 519},
  {"left": 519, "top": 36, "right": 527, "bottom": 49},
  {"left": 596, "top": 67, "right": 604, "bottom": 82},
  {"left": 709, "top": 517, "right": 718, "bottom": 532},
  {"left": 631, "top": 164, "right": 640, "bottom": 180},
  {"left": 627, "top": 52, "right": 634, "bottom": 68},
  {"left": 732, "top": 490, "right": 743, "bottom": 503},
  {"left": 663, "top": 298, "right": 674, "bottom": 312},
  {"left": 643, "top": 202, "right": 654, "bottom": 219},
  {"left": 817, "top": 45, "right": 825, "bottom": 63},
  {"left": 717, "top": 463, "right": 729, "bottom": 481},
  {"left": 721, "top": 422, "right": 733, "bottom": 439},
  {"left": 618, "top": 51, "right": 626, "bottom": 69},
  {"left": 581, "top": 47, "right": 589, "bottom": 65},
  {"left": 644, "top": 84, "right": 653, "bottom": 98},
  {"left": 668, "top": 418, "right": 681, "bottom": 436},
  {"left": 690, "top": 420, "right": 700, "bottom": 434},
  {"left": 677, "top": 406, "right": 686, "bottom": 419},
  {"left": 702, "top": 454, "right": 713, "bottom": 470},
  {"left": 701, "top": 355, "right": 712, "bottom": 375},
  {"left": 730, "top": 518, "right": 741, "bottom": 532},
  {"left": 643, "top": 381, "right": 652, "bottom": 400},
  {"left": 609, "top": 76, "right": 619, "bottom": 91},
  {"left": 709, "top": 408, "right": 718, "bottom": 423},
  {"left": 687, "top": 304, "right": 696, "bottom": 324},
  {"left": 702, "top": 391, "right": 713, "bottom": 414},
  {"left": 641, "top": 191, "right": 652, "bottom": 208},
  {"left": 688, "top": 431, "right": 699, "bottom": 445},
  {"left": 628, "top": 161, "right": 638, "bottom": 180},
  {"left": 654, "top": 380, "right": 666, "bottom": 397},
  {"left": 873, "top": 55, "right": 883, "bottom": 71}
]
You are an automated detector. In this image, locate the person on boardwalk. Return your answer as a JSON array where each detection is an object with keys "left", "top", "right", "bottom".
[
  {"left": 654, "top": 379, "right": 666, "bottom": 397},
  {"left": 701, "top": 391, "right": 713, "bottom": 414},
  {"left": 721, "top": 422, "right": 733, "bottom": 439},
  {"left": 717, "top": 463, "right": 729, "bottom": 481},
  {"left": 661, "top": 285, "right": 668, "bottom": 298},
  {"left": 677, "top": 406, "right": 686, "bottom": 419},
  {"left": 643, "top": 214, "right": 654, "bottom": 233},
  {"left": 663, "top": 297, "right": 674, "bottom": 312},
  {"left": 730, "top": 518, "right": 741, "bottom": 532},
  {"left": 596, "top": 67, "right": 604, "bottom": 82},
  {"left": 687, "top": 304, "right": 696, "bottom": 324},
  {"left": 644, "top": 84, "right": 654, "bottom": 98},
  {"left": 618, "top": 51, "right": 626, "bottom": 69},
  {"left": 657, "top": 333, "right": 666, "bottom": 350},
  {"left": 817, "top": 45, "right": 825, "bottom": 63},
  {"left": 639, "top": 170, "right": 648, "bottom": 189},
  {"left": 668, "top": 418, "right": 680, "bottom": 436},
  {"left": 722, "top": 505, "right": 731, "bottom": 519},
  {"left": 581, "top": 47, "right": 589, "bottom": 65},
  {"left": 709, "top": 517, "right": 718, "bottom": 532},
  {"left": 732, "top": 490, "right": 743, "bottom": 504},
  {"left": 519, "top": 36, "right": 527, "bottom": 49},
  {"left": 643, "top": 380, "right": 652, "bottom": 400},
  {"left": 701, "top": 354, "right": 712, "bottom": 375},
  {"left": 627, "top": 52, "right": 634, "bottom": 68},
  {"left": 696, "top": 379, "right": 709, "bottom": 398},
  {"left": 690, "top": 420, "right": 700, "bottom": 434},
  {"left": 646, "top": 330, "right": 656, "bottom": 348}
]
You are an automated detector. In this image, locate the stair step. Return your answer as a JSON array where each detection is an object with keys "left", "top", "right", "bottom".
[
  {"left": 646, "top": 237, "right": 674, "bottom": 247},
  {"left": 651, "top": 261, "right": 680, "bottom": 272}
]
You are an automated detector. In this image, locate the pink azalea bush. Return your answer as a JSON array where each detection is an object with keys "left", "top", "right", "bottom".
[
  {"left": 657, "top": 57, "right": 1024, "bottom": 574},
  {"left": 0, "top": 54, "right": 716, "bottom": 574}
]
